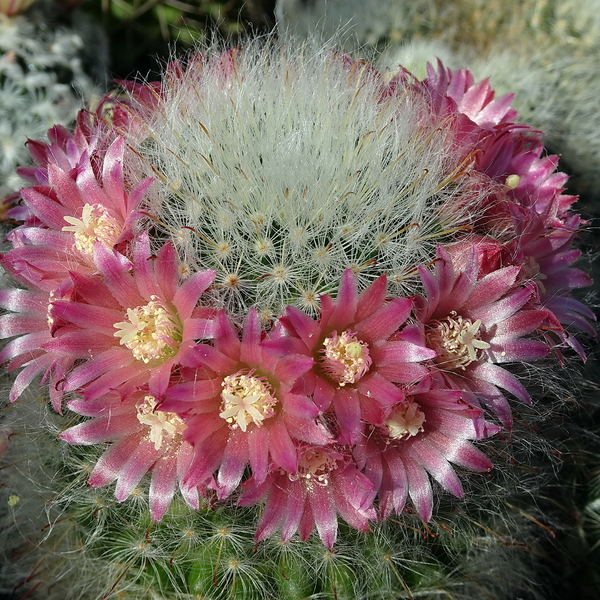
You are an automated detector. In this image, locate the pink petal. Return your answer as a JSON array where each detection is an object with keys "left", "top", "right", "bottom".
[
  {"left": 173, "top": 269, "right": 216, "bottom": 318},
  {"left": 149, "top": 454, "right": 178, "bottom": 521},
  {"left": 88, "top": 435, "right": 143, "bottom": 487},
  {"left": 333, "top": 387, "right": 362, "bottom": 444},
  {"left": 355, "top": 298, "right": 412, "bottom": 343},
  {"left": 357, "top": 372, "right": 404, "bottom": 406},
  {"left": 114, "top": 441, "right": 161, "bottom": 501},
  {"left": 61, "top": 414, "right": 140, "bottom": 444},
  {"left": 240, "top": 308, "right": 262, "bottom": 364},
  {"left": 217, "top": 432, "right": 248, "bottom": 499},
  {"left": 405, "top": 460, "right": 433, "bottom": 522},
  {"left": 406, "top": 438, "right": 463, "bottom": 497},
  {"left": 356, "top": 274, "right": 387, "bottom": 322},
  {"left": 327, "top": 269, "right": 358, "bottom": 330},
  {"left": 268, "top": 419, "right": 297, "bottom": 473},
  {"left": 309, "top": 483, "right": 338, "bottom": 549}
]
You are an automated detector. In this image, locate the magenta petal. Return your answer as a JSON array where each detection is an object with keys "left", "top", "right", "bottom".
[
  {"left": 355, "top": 298, "right": 412, "bottom": 343},
  {"left": 88, "top": 435, "right": 142, "bottom": 487},
  {"left": 217, "top": 432, "right": 248, "bottom": 499},
  {"left": 372, "top": 340, "right": 437, "bottom": 363},
  {"left": 309, "top": 484, "right": 338, "bottom": 549},
  {"left": 405, "top": 461, "right": 433, "bottom": 522},
  {"left": 213, "top": 310, "right": 241, "bottom": 354},
  {"left": 274, "top": 354, "right": 314, "bottom": 386},
  {"left": 284, "top": 414, "right": 332, "bottom": 445},
  {"left": 381, "top": 452, "right": 408, "bottom": 518},
  {"left": 253, "top": 484, "right": 287, "bottom": 541},
  {"left": 20, "top": 186, "right": 69, "bottom": 229},
  {"left": 312, "top": 377, "right": 335, "bottom": 411},
  {"left": 173, "top": 269, "right": 216, "bottom": 318},
  {"left": 470, "top": 362, "right": 531, "bottom": 404},
  {"left": 333, "top": 388, "right": 362, "bottom": 444},
  {"left": 282, "top": 392, "right": 319, "bottom": 419},
  {"left": 9, "top": 358, "right": 47, "bottom": 403},
  {"left": 248, "top": 426, "right": 270, "bottom": 483},
  {"left": 163, "top": 378, "right": 222, "bottom": 407},
  {"left": 240, "top": 308, "right": 262, "bottom": 365},
  {"left": 377, "top": 362, "right": 430, "bottom": 384},
  {"left": 94, "top": 244, "right": 142, "bottom": 309},
  {"left": 328, "top": 269, "right": 358, "bottom": 330},
  {"left": 357, "top": 372, "right": 404, "bottom": 406},
  {"left": 268, "top": 419, "right": 297, "bottom": 473},
  {"left": 356, "top": 274, "right": 387, "bottom": 322},
  {"left": 489, "top": 339, "right": 550, "bottom": 363},
  {"left": 114, "top": 442, "right": 161, "bottom": 501},
  {"left": 427, "top": 432, "right": 492, "bottom": 471},
  {"left": 192, "top": 343, "right": 238, "bottom": 373},
  {"left": 282, "top": 306, "right": 320, "bottom": 349},
  {"left": 154, "top": 242, "right": 178, "bottom": 300},
  {"left": 61, "top": 414, "right": 140, "bottom": 444},
  {"left": 149, "top": 455, "right": 178, "bottom": 521},
  {"left": 406, "top": 438, "right": 463, "bottom": 497},
  {"left": 43, "top": 330, "right": 114, "bottom": 358},
  {"left": 50, "top": 301, "right": 123, "bottom": 336},
  {"left": 462, "top": 266, "right": 520, "bottom": 311},
  {"left": 185, "top": 433, "right": 226, "bottom": 487},
  {"left": 63, "top": 347, "right": 134, "bottom": 391},
  {"left": 280, "top": 482, "right": 307, "bottom": 541},
  {"left": 299, "top": 500, "right": 316, "bottom": 541}
]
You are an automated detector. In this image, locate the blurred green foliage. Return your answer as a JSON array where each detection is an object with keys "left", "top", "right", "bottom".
[{"left": 81, "top": 0, "right": 276, "bottom": 80}]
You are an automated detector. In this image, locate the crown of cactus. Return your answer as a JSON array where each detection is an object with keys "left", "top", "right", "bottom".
[{"left": 0, "top": 39, "right": 595, "bottom": 599}]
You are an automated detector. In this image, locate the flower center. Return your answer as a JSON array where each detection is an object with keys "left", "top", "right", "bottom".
[
  {"left": 321, "top": 329, "right": 372, "bottom": 386},
  {"left": 428, "top": 311, "right": 490, "bottom": 370},
  {"left": 113, "top": 297, "right": 180, "bottom": 363},
  {"left": 296, "top": 447, "right": 338, "bottom": 486},
  {"left": 219, "top": 369, "right": 278, "bottom": 432},
  {"left": 385, "top": 400, "right": 425, "bottom": 439},
  {"left": 136, "top": 395, "right": 186, "bottom": 451},
  {"left": 522, "top": 255, "right": 548, "bottom": 295},
  {"left": 62, "top": 203, "right": 121, "bottom": 255}
]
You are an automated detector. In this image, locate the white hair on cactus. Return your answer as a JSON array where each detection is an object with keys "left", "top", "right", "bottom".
[{"left": 125, "top": 38, "right": 489, "bottom": 321}]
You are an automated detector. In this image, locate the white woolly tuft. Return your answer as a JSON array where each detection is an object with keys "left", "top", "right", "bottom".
[{"left": 124, "top": 38, "right": 488, "bottom": 321}]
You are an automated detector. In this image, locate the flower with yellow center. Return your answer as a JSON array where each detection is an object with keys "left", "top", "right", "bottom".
[
  {"left": 321, "top": 329, "right": 372, "bottom": 386},
  {"left": 429, "top": 311, "right": 491, "bottom": 370},
  {"left": 113, "top": 296, "right": 181, "bottom": 363},
  {"left": 62, "top": 203, "right": 121, "bottom": 255},
  {"left": 385, "top": 400, "right": 425, "bottom": 439},
  {"left": 296, "top": 447, "right": 339, "bottom": 486},
  {"left": 219, "top": 369, "right": 278, "bottom": 432},
  {"left": 136, "top": 395, "right": 186, "bottom": 450}
]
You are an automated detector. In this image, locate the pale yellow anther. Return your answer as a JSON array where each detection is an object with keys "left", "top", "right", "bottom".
[
  {"left": 62, "top": 203, "right": 120, "bottom": 255},
  {"left": 321, "top": 330, "right": 372, "bottom": 386},
  {"left": 386, "top": 400, "right": 425, "bottom": 440},
  {"left": 505, "top": 174, "right": 521, "bottom": 190},
  {"left": 113, "top": 297, "right": 180, "bottom": 363},
  {"left": 219, "top": 370, "right": 277, "bottom": 432},
  {"left": 136, "top": 395, "right": 186, "bottom": 450},
  {"left": 429, "top": 311, "right": 490, "bottom": 370}
]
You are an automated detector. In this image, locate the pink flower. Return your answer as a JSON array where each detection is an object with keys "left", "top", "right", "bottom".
[
  {"left": 415, "top": 245, "right": 551, "bottom": 427},
  {"left": 420, "top": 60, "right": 577, "bottom": 226},
  {"left": 61, "top": 390, "right": 199, "bottom": 520},
  {"left": 0, "top": 277, "right": 75, "bottom": 409},
  {"left": 276, "top": 270, "right": 436, "bottom": 444},
  {"left": 354, "top": 375, "right": 495, "bottom": 522},
  {"left": 238, "top": 443, "right": 376, "bottom": 549},
  {"left": 5, "top": 135, "right": 151, "bottom": 291},
  {"left": 160, "top": 308, "right": 331, "bottom": 499},
  {"left": 5, "top": 235, "right": 215, "bottom": 409}
]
